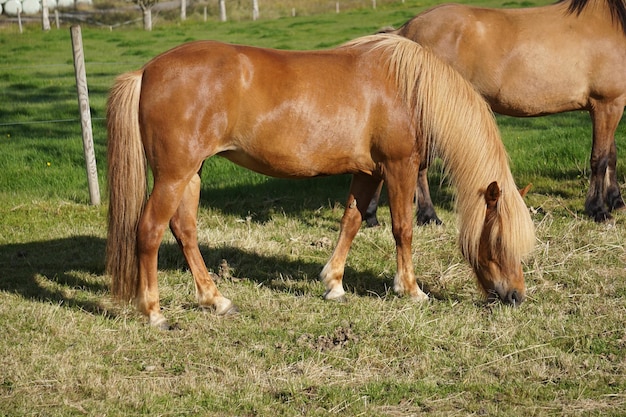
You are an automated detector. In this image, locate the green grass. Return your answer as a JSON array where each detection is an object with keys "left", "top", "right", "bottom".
[{"left": 1, "top": 1, "right": 626, "bottom": 415}]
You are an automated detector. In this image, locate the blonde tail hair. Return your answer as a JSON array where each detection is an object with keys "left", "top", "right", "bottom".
[{"left": 105, "top": 70, "right": 146, "bottom": 302}]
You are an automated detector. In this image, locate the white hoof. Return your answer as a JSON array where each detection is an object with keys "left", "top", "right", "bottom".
[
  {"left": 214, "top": 298, "right": 239, "bottom": 316},
  {"left": 148, "top": 312, "right": 170, "bottom": 330},
  {"left": 323, "top": 286, "right": 346, "bottom": 301},
  {"left": 411, "top": 289, "right": 429, "bottom": 302}
]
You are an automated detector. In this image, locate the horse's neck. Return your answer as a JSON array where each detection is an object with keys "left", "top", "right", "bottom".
[{"left": 565, "top": 0, "right": 626, "bottom": 22}]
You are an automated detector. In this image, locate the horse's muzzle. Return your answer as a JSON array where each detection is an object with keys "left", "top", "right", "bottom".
[
  {"left": 503, "top": 289, "right": 525, "bottom": 306},
  {"left": 488, "top": 287, "right": 525, "bottom": 306}
]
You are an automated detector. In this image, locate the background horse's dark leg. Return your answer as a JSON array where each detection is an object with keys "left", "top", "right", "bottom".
[
  {"left": 364, "top": 182, "right": 383, "bottom": 227},
  {"left": 415, "top": 165, "right": 442, "bottom": 225},
  {"left": 606, "top": 126, "right": 626, "bottom": 212},
  {"left": 586, "top": 103, "right": 625, "bottom": 221},
  {"left": 365, "top": 164, "right": 443, "bottom": 227}
]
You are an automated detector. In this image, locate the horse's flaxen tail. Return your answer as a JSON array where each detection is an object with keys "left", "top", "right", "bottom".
[{"left": 105, "top": 70, "right": 146, "bottom": 303}]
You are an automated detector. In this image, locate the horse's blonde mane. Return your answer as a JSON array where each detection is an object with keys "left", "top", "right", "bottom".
[{"left": 342, "top": 34, "right": 536, "bottom": 266}]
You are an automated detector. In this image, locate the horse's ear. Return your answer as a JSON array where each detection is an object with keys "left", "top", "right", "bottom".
[
  {"left": 484, "top": 181, "right": 500, "bottom": 210},
  {"left": 519, "top": 183, "right": 532, "bottom": 198}
]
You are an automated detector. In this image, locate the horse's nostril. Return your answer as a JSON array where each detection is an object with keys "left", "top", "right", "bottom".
[{"left": 506, "top": 289, "right": 524, "bottom": 306}]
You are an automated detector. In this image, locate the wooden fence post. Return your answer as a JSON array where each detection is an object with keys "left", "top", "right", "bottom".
[
  {"left": 70, "top": 25, "right": 101, "bottom": 206},
  {"left": 41, "top": 0, "right": 50, "bottom": 31},
  {"left": 252, "top": 0, "right": 259, "bottom": 20},
  {"left": 219, "top": 0, "right": 226, "bottom": 22}
]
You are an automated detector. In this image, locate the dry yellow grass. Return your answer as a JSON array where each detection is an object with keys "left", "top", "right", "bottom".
[{"left": 1, "top": 0, "right": 625, "bottom": 414}]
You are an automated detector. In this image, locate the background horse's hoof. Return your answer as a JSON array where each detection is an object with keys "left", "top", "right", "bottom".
[
  {"left": 365, "top": 216, "right": 380, "bottom": 228},
  {"left": 613, "top": 200, "right": 626, "bottom": 211},
  {"left": 416, "top": 208, "right": 443, "bottom": 226},
  {"left": 592, "top": 211, "right": 613, "bottom": 223}
]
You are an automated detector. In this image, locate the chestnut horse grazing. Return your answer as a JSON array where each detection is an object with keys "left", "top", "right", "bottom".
[
  {"left": 367, "top": 0, "right": 626, "bottom": 225},
  {"left": 106, "top": 34, "right": 535, "bottom": 329}
]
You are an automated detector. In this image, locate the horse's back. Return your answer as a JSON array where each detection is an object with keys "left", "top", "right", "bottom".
[
  {"left": 137, "top": 40, "right": 414, "bottom": 179},
  {"left": 399, "top": 2, "right": 626, "bottom": 115}
]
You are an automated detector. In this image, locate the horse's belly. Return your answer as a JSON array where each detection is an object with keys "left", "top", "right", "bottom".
[
  {"left": 477, "top": 60, "right": 591, "bottom": 116},
  {"left": 488, "top": 85, "right": 588, "bottom": 116},
  {"left": 218, "top": 147, "right": 375, "bottom": 179}
]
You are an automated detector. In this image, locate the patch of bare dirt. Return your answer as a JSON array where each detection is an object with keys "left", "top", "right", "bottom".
[{"left": 296, "top": 324, "right": 359, "bottom": 352}]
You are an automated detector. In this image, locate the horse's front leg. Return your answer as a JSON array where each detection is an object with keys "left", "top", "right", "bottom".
[
  {"left": 321, "top": 174, "right": 382, "bottom": 301},
  {"left": 586, "top": 102, "right": 625, "bottom": 221},
  {"left": 169, "top": 173, "right": 237, "bottom": 316},
  {"left": 386, "top": 162, "right": 428, "bottom": 301}
]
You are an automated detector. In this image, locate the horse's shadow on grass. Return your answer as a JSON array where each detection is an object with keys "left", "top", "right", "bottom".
[
  {"left": 0, "top": 236, "right": 112, "bottom": 317},
  {"left": 0, "top": 170, "right": 458, "bottom": 319},
  {"left": 197, "top": 169, "right": 456, "bottom": 224},
  {"left": 0, "top": 234, "right": 443, "bottom": 321}
]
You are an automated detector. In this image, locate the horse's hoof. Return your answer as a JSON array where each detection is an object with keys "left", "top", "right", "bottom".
[
  {"left": 365, "top": 216, "right": 380, "bottom": 228},
  {"left": 148, "top": 313, "right": 170, "bottom": 330},
  {"left": 220, "top": 303, "right": 239, "bottom": 316},
  {"left": 323, "top": 287, "right": 346, "bottom": 302},
  {"left": 612, "top": 200, "right": 626, "bottom": 211},
  {"left": 593, "top": 211, "right": 613, "bottom": 223},
  {"left": 213, "top": 299, "right": 239, "bottom": 316},
  {"left": 416, "top": 211, "right": 443, "bottom": 226},
  {"left": 410, "top": 290, "right": 429, "bottom": 302}
]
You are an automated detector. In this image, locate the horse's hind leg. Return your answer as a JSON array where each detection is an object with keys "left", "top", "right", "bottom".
[
  {"left": 136, "top": 179, "right": 192, "bottom": 329},
  {"left": 586, "top": 102, "right": 625, "bottom": 221},
  {"left": 169, "top": 173, "right": 237, "bottom": 316},
  {"left": 321, "top": 174, "right": 382, "bottom": 300},
  {"left": 607, "top": 128, "right": 625, "bottom": 212}
]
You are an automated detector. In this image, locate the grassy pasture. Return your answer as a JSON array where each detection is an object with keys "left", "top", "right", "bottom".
[{"left": 1, "top": 0, "right": 626, "bottom": 415}]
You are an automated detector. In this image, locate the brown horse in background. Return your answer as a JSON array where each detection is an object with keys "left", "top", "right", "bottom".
[
  {"left": 366, "top": 0, "right": 626, "bottom": 226},
  {"left": 106, "top": 34, "right": 535, "bottom": 329}
]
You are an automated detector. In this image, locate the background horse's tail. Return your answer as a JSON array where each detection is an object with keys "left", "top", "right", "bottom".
[{"left": 105, "top": 70, "right": 146, "bottom": 302}]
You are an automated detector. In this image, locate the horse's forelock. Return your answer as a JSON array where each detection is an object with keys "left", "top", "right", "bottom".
[
  {"left": 461, "top": 188, "right": 535, "bottom": 269},
  {"left": 492, "top": 190, "right": 536, "bottom": 266}
]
